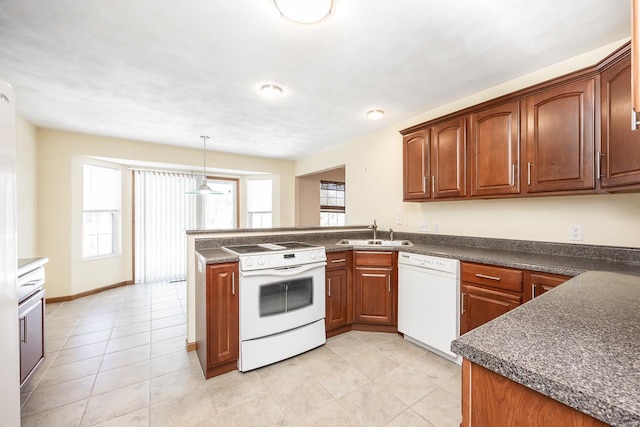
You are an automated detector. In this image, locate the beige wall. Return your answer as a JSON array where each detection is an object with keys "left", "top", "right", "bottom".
[
  {"left": 295, "top": 38, "right": 640, "bottom": 248},
  {"left": 37, "top": 129, "right": 295, "bottom": 298},
  {"left": 296, "top": 167, "right": 346, "bottom": 226},
  {"left": 15, "top": 115, "right": 38, "bottom": 258}
]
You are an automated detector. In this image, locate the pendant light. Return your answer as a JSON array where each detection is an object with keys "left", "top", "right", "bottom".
[{"left": 187, "top": 136, "right": 223, "bottom": 195}]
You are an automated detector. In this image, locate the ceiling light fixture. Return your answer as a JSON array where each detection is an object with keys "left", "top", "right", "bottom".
[
  {"left": 366, "top": 109, "right": 385, "bottom": 121},
  {"left": 187, "top": 136, "right": 223, "bottom": 196},
  {"left": 260, "top": 84, "right": 284, "bottom": 97},
  {"left": 273, "top": 0, "right": 333, "bottom": 25}
]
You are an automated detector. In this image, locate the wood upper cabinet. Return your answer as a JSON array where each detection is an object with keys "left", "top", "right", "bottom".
[
  {"left": 403, "top": 129, "right": 430, "bottom": 200},
  {"left": 525, "top": 271, "right": 571, "bottom": 301},
  {"left": 600, "top": 56, "right": 640, "bottom": 188},
  {"left": 470, "top": 101, "right": 520, "bottom": 196},
  {"left": 524, "top": 78, "right": 596, "bottom": 193},
  {"left": 432, "top": 117, "right": 467, "bottom": 198},
  {"left": 195, "top": 260, "right": 239, "bottom": 379},
  {"left": 354, "top": 251, "right": 396, "bottom": 326}
]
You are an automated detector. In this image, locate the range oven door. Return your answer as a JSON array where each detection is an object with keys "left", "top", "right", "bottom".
[{"left": 239, "top": 261, "right": 326, "bottom": 341}]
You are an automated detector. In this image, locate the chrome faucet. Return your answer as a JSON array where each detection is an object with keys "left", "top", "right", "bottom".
[
  {"left": 389, "top": 228, "right": 394, "bottom": 241},
  {"left": 368, "top": 220, "right": 378, "bottom": 240}
]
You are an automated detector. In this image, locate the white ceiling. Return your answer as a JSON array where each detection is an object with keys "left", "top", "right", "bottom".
[{"left": 0, "top": 0, "right": 630, "bottom": 160}]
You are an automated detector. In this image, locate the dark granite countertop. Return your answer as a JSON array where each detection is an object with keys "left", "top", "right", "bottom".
[
  {"left": 451, "top": 271, "right": 640, "bottom": 426},
  {"left": 195, "top": 232, "right": 640, "bottom": 277}
]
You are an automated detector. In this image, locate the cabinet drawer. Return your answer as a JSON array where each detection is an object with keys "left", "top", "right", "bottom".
[
  {"left": 326, "top": 251, "right": 348, "bottom": 270},
  {"left": 462, "top": 262, "right": 522, "bottom": 293},
  {"left": 354, "top": 251, "right": 393, "bottom": 267}
]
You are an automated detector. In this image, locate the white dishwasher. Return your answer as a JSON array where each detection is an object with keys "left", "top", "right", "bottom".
[{"left": 398, "top": 252, "right": 461, "bottom": 364}]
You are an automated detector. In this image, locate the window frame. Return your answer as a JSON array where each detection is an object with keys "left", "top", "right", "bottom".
[
  {"left": 82, "top": 164, "right": 121, "bottom": 260},
  {"left": 246, "top": 178, "right": 273, "bottom": 229},
  {"left": 320, "top": 180, "right": 345, "bottom": 227},
  {"left": 201, "top": 175, "right": 240, "bottom": 229}
]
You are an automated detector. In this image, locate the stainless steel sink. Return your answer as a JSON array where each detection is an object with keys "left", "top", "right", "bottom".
[{"left": 336, "top": 239, "right": 413, "bottom": 247}]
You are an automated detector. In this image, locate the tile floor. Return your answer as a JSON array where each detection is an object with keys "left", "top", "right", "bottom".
[{"left": 21, "top": 281, "right": 462, "bottom": 426}]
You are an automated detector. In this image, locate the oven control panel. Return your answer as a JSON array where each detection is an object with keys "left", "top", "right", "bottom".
[{"left": 240, "top": 249, "right": 326, "bottom": 271}]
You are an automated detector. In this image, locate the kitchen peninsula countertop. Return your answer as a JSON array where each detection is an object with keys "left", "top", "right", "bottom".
[
  {"left": 451, "top": 271, "right": 640, "bottom": 426},
  {"left": 195, "top": 232, "right": 640, "bottom": 277}
]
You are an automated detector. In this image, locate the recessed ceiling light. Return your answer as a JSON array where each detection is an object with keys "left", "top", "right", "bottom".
[
  {"left": 259, "top": 84, "right": 284, "bottom": 97},
  {"left": 366, "top": 109, "right": 385, "bottom": 121},
  {"left": 273, "top": 0, "right": 333, "bottom": 25}
]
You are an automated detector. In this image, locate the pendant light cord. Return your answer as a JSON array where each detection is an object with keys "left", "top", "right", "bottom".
[{"left": 201, "top": 135, "right": 209, "bottom": 183}]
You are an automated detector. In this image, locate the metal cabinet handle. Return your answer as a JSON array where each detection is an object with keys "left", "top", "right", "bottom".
[
  {"left": 597, "top": 152, "right": 606, "bottom": 179},
  {"left": 19, "top": 317, "right": 26, "bottom": 343},
  {"left": 431, "top": 176, "right": 435, "bottom": 193},
  {"left": 475, "top": 273, "right": 501, "bottom": 281},
  {"left": 327, "top": 278, "right": 331, "bottom": 297},
  {"left": 461, "top": 293, "right": 466, "bottom": 314},
  {"left": 511, "top": 164, "right": 516, "bottom": 187},
  {"left": 531, "top": 283, "right": 536, "bottom": 299},
  {"left": 527, "top": 162, "right": 532, "bottom": 186},
  {"left": 632, "top": 109, "right": 640, "bottom": 131},
  {"left": 231, "top": 272, "right": 235, "bottom": 295},
  {"left": 422, "top": 176, "right": 427, "bottom": 192},
  {"left": 331, "top": 259, "right": 346, "bottom": 263},
  {"left": 387, "top": 275, "right": 391, "bottom": 293}
]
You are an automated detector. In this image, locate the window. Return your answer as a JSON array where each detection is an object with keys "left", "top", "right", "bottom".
[
  {"left": 320, "top": 180, "right": 345, "bottom": 226},
  {"left": 83, "top": 164, "right": 121, "bottom": 258},
  {"left": 203, "top": 177, "right": 238, "bottom": 229},
  {"left": 247, "top": 179, "right": 272, "bottom": 228}
]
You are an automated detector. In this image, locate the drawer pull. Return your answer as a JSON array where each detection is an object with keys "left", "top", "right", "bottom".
[
  {"left": 531, "top": 283, "right": 536, "bottom": 298},
  {"left": 475, "top": 273, "right": 501, "bottom": 281},
  {"left": 331, "top": 259, "right": 346, "bottom": 263}
]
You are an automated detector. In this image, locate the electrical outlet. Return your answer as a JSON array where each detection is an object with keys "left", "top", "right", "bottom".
[
  {"left": 396, "top": 214, "right": 402, "bottom": 225},
  {"left": 417, "top": 221, "right": 429, "bottom": 232},
  {"left": 569, "top": 224, "right": 583, "bottom": 241},
  {"left": 433, "top": 222, "right": 440, "bottom": 233}
]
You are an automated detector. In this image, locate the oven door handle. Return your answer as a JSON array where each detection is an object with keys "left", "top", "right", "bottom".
[{"left": 241, "top": 261, "right": 327, "bottom": 277}]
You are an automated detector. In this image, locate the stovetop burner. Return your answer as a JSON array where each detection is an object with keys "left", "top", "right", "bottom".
[{"left": 222, "top": 241, "right": 320, "bottom": 256}]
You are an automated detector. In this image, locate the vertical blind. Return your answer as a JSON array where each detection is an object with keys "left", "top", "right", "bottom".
[{"left": 134, "top": 171, "right": 197, "bottom": 283}]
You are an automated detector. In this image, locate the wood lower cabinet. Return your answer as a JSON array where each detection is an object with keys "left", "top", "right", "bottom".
[
  {"left": 195, "top": 260, "right": 239, "bottom": 379},
  {"left": 460, "top": 284, "right": 521, "bottom": 335},
  {"left": 526, "top": 271, "right": 570, "bottom": 300},
  {"left": 325, "top": 251, "right": 352, "bottom": 336},
  {"left": 461, "top": 359, "right": 608, "bottom": 427},
  {"left": 600, "top": 55, "right": 640, "bottom": 189},
  {"left": 470, "top": 101, "right": 520, "bottom": 196},
  {"left": 354, "top": 251, "right": 397, "bottom": 328},
  {"left": 460, "top": 262, "right": 523, "bottom": 335},
  {"left": 524, "top": 78, "right": 596, "bottom": 193}
]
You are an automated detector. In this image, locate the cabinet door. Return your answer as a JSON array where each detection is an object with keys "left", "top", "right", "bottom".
[
  {"left": 19, "top": 290, "right": 45, "bottom": 385},
  {"left": 460, "top": 284, "right": 521, "bottom": 334},
  {"left": 206, "top": 264, "right": 239, "bottom": 367},
  {"left": 525, "top": 78, "right": 595, "bottom": 193},
  {"left": 470, "top": 101, "right": 520, "bottom": 196},
  {"left": 432, "top": 117, "right": 467, "bottom": 198},
  {"left": 355, "top": 268, "right": 394, "bottom": 325},
  {"left": 403, "top": 129, "right": 430, "bottom": 200},
  {"left": 526, "top": 271, "right": 570, "bottom": 301},
  {"left": 601, "top": 57, "right": 640, "bottom": 188},
  {"left": 326, "top": 268, "right": 348, "bottom": 331}
]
